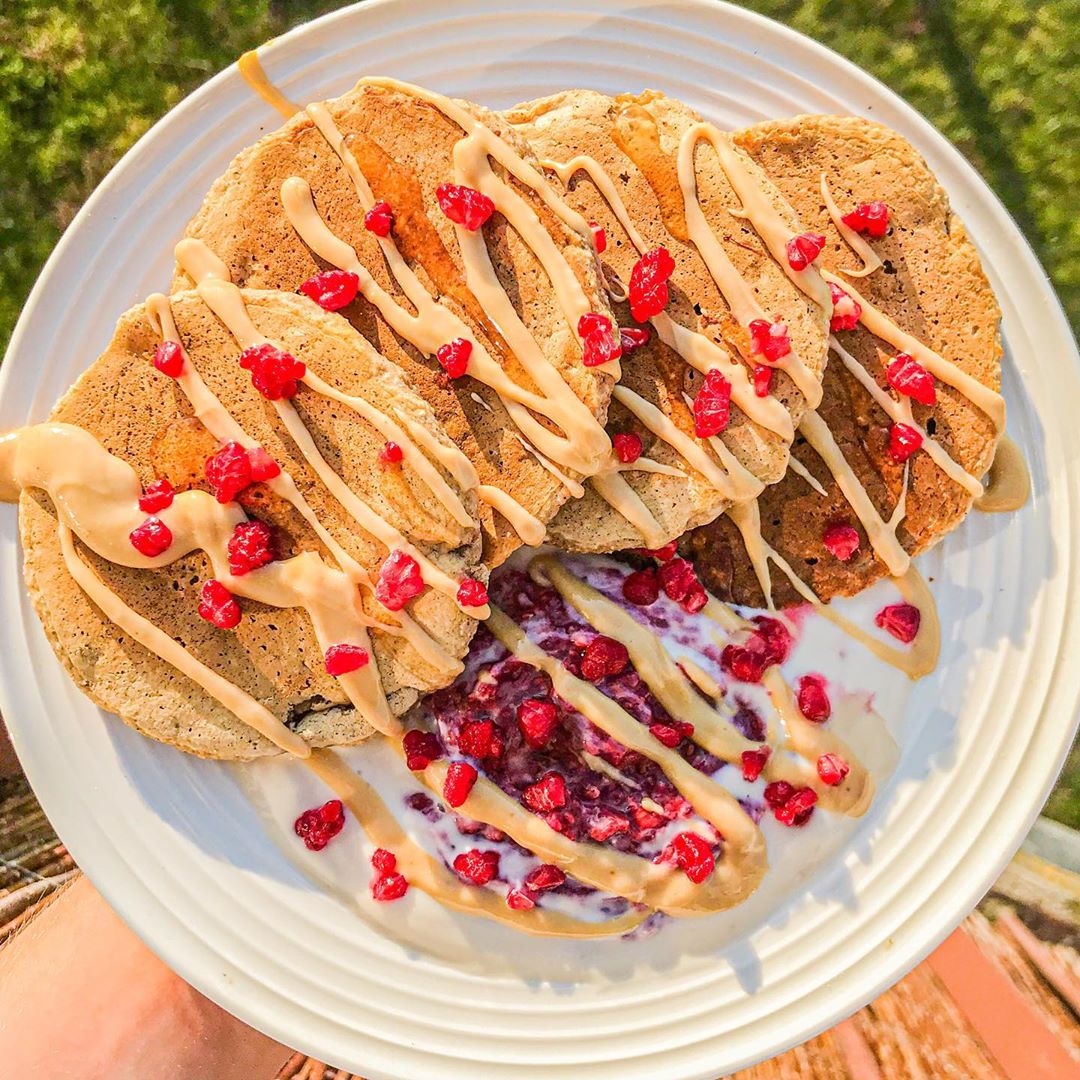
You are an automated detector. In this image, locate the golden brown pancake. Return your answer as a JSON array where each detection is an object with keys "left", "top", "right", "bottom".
[
  {"left": 21, "top": 289, "right": 484, "bottom": 759},
  {"left": 686, "top": 115, "right": 1002, "bottom": 605},
  {"left": 504, "top": 89, "right": 831, "bottom": 552},
  {"left": 174, "top": 80, "right": 617, "bottom": 565}
]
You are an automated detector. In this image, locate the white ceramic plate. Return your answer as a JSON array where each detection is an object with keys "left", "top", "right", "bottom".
[{"left": 2, "top": 1, "right": 1078, "bottom": 1076}]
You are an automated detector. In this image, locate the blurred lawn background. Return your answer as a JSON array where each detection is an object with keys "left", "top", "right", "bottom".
[{"left": 1, "top": 0, "right": 1078, "bottom": 822}]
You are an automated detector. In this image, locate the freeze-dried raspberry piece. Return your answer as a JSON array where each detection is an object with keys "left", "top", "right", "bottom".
[
  {"left": 613, "top": 432, "right": 642, "bottom": 464},
  {"left": 523, "top": 771, "right": 567, "bottom": 813},
  {"left": 294, "top": 799, "right": 345, "bottom": 851},
  {"left": 774, "top": 787, "right": 818, "bottom": 827},
  {"left": 628, "top": 247, "right": 675, "bottom": 322},
  {"left": 238, "top": 342, "right": 305, "bottom": 400},
  {"left": 379, "top": 441, "right": 404, "bottom": 465},
  {"left": 693, "top": 369, "right": 732, "bottom": 437},
  {"left": 364, "top": 200, "right": 394, "bottom": 237},
  {"left": 374, "top": 549, "right": 424, "bottom": 611},
  {"left": 152, "top": 340, "right": 184, "bottom": 378},
  {"left": 619, "top": 327, "right": 650, "bottom": 353},
  {"left": 324, "top": 644, "right": 370, "bottom": 676},
  {"left": 580, "top": 636, "right": 629, "bottom": 681},
  {"left": 517, "top": 698, "right": 558, "bottom": 749},
  {"left": 578, "top": 312, "right": 622, "bottom": 368},
  {"left": 371, "top": 848, "right": 396, "bottom": 874},
  {"left": 197, "top": 579, "right": 241, "bottom": 629},
  {"left": 649, "top": 721, "right": 694, "bottom": 748},
  {"left": 764, "top": 780, "right": 795, "bottom": 808},
  {"left": 622, "top": 567, "right": 660, "bottom": 606},
  {"left": 842, "top": 200, "right": 889, "bottom": 238},
  {"left": 875, "top": 602, "right": 921, "bottom": 643},
  {"left": 822, "top": 522, "right": 860, "bottom": 562},
  {"left": 443, "top": 761, "right": 478, "bottom": 808},
  {"left": 658, "top": 557, "right": 707, "bottom": 613},
  {"left": 205, "top": 441, "right": 252, "bottom": 504},
  {"left": 436, "top": 184, "right": 495, "bottom": 230},
  {"left": 749, "top": 319, "right": 791, "bottom": 362},
  {"left": 299, "top": 269, "right": 360, "bottom": 311},
  {"left": 796, "top": 673, "right": 831, "bottom": 722},
  {"left": 668, "top": 831, "right": 715, "bottom": 884},
  {"left": 588, "top": 220, "right": 607, "bottom": 253},
  {"left": 227, "top": 520, "right": 275, "bottom": 575},
  {"left": 817, "top": 752, "right": 850, "bottom": 786},
  {"left": 506, "top": 887, "right": 536, "bottom": 910},
  {"left": 403, "top": 728, "right": 443, "bottom": 770},
  {"left": 129, "top": 517, "right": 173, "bottom": 557},
  {"left": 138, "top": 478, "right": 174, "bottom": 513},
  {"left": 741, "top": 747, "right": 771, "bottom": 782},
  {"left": 458, "top": 719, "right": 495, "bottom": 759},
  {"left": 371, "top": 872, "right": 409, "bottom": 901},
  {"left": 456, "top": 577, "right": 489, "bottom": 609},
  {"left": 436, "top": 337, "right": 472, "bottom": 379},
  {"left": 786, "top": 232, "right": 826, "bottom": 271},
  {"left": 888, "top": 422, "right": 923, "bottom": 463},
  {"left": 828, "top": 281, "right": 862, "bottom": 332},
  {"left": 886, "top": 353, "right": 936, "bottom": 406},
  {"left": 525, "top": 864, "right": 566, "bottom": 891},
  {"left": 753, "top": 365, "right": 773, "bottom": 398},
  {"left": 246, "top": 447, "right": 281, "bottom": 482},
  {"left": 453, "top": 848, "right": 499, "bottom": 885}
]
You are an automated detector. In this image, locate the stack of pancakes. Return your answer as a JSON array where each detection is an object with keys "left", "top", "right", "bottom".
[{"left": 20, "top": 77, "right": 1004, "bottom": 760}]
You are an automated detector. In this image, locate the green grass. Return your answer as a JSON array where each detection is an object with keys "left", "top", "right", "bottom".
[{"left": 1, "top": 0, "right": 1078, "bottom": 823}]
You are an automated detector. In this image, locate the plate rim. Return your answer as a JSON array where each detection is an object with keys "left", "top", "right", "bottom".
[{"left": 2, "top": 1, "right": 1078, "bottom": 1076}]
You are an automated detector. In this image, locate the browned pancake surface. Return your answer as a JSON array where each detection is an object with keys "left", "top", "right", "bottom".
[
  {"left": 505, "top": 89, "right": 831, "bottom": 552},
  {"left": 22, "top": 290, "right": 483, "bottom": 760},
  {"left": 687, "top": 115, "right": 1002, "bottom": 605},
  {"left": 175, "top": 81, "right": 616, "bottom": 565}
]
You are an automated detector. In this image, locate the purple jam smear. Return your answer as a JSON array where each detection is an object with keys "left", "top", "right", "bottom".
[{"left": 412, "top": 566, "right": 767, "bottom": 861}]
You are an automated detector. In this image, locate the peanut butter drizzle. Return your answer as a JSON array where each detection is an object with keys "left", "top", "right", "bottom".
[
  {"left": 819, "top": 174, "right": 882, "bottom": 278},
  {"left": 236, "top": 50, "right": 300, "bottom": 120},
  {"left": 0, "top": 423, "right": 397, "bottom": 733},
  {"left": 827, "top": 335, "right": 983, "bottom": 499},
  {"left": 300, "top": 365, "right": 475, "bottom": 529},
  {"left": 614, "top": 384, "right": 763, "bottom": 504},
  {"left": 477, "top": 485, "right": 546, "bottom": 546},
  {"left": 145, "top": 294, "right": 460, "bottom": 675},
  {"left": 295, "top": 108, "right": 612, "bottom": 491},
  {"left": 672, "top": 137, "right": 823, "bottom": 408},
  {"left": 396, "top": 414, "right": 478, "bottom": 493},
  {"left": 510, "top": 433, "right": 585, "bottom": 499},
  {"left": 174, "top": 238, "right": 489, "bottom": 621},
  {"left": 343, "top": 124, "right": 509, "bottom": 352},
  {"left": 307, "top": 748, "right": 646, "bottom": 936},
  {"left": 58, "top": 522, "right": 311, "bottom": 756},
  {"left": 353, "top": 78, "right": 624, "bottom": 423},
  {"left": 821, "top": 270, "right": 1006, "bottom": 433},
  {"left": 484, "top": 605, "right": 768, "bottom": 914},
  {"left": 417, "top": 753, "right": 718, "bottom": 916},
  {"left": 4, "top": 423, "right": 652, "bottom": 934},
  {"left": 588, "top": 470, "right": 670, "bottom": 550},
  {"left": 682, "top": 122, "right": 833, "bottom": 314},
  {"left": 543, "top": 150, "right": 812, "bottom": 431},
  {"left": 539, "top": 557, "right": 874, "bottom": 816},
  {"left": 786, "top": 453, "right": 828, "bottom": 497},
  {"left": 799, "top": 410, "right": 911, "bottom": 577},
  {"left": 974, "top": 434, "right": 1030, "bottom": 513},
  {"left": 726, "top": 497, "right": 940, "bottom": 679}
]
